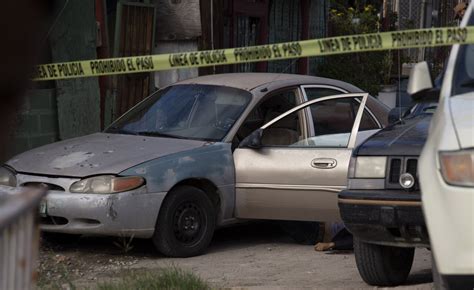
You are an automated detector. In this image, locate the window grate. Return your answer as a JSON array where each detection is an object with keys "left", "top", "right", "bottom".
[
  {"left": 406, "top": 159, "right": 418, "bottom": 177},
  {"left": 386, "top": 157, "right": 419, "bottom": 190},
  {"left": 389, "top": 158, "right": 402, "bottom": 183}
]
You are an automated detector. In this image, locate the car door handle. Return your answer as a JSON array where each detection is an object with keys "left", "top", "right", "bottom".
[{"left": 311, "top": 158, "right": 337, "bottom": 169}]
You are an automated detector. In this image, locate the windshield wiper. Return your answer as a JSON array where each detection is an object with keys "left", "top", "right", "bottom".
[
  {"left": 422, "top": 105, "right": 438, "bottom": 112},
  {"left": 137, "top": 131, "right": 186, "bottom": 139},
  {"left": 106, "top": 126, "right": 138, "bottom": 135}
]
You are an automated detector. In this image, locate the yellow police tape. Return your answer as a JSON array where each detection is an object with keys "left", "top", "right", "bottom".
[{"left": 34, "top": 26, "right": 474, "bottom": 81}]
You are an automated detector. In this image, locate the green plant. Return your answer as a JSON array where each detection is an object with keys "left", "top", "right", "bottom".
[
  {"left": 37, "top": 249, "right": 76, "bottom": 290},
  {"left": 382, "top": 51, "right": 394, "bottom": 85},
  {"left": 318, "top": 2, "right": 395, "bottom": 95},
  {"left": 113, "top": 233, "right": 135, "bottom": 253},
  {"left": 97, "top": 267, "right": 210, "bottom": 290}
]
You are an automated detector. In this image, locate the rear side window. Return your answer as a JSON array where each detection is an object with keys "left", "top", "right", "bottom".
[
  {"left": 304, "top": 87, "right": 344, "bottom": 100},
  {"left": 353, "top": 102, "right": 380, "bottom": 131}
]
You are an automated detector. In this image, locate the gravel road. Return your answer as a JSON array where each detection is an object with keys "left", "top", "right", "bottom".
[{"left": 39, "top": 222, "right": 432, "bottom": 289}]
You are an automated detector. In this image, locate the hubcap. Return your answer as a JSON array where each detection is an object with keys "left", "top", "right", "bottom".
[{"left": 173, "top": 202, "right": 204, "bottom": 245}]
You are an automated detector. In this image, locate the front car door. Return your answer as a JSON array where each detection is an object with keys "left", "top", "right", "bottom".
[{"left": 234, "top": 93, "right": 371, "bottom": 222}]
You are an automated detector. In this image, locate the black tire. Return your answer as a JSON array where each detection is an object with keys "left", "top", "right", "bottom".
[
  {"left": 153, "top": 185, "right": 216, "bottom": 257},
  {"left": 354, "top": 238, "right": 414, "bottom": 286},
  {"left": 279, "top": 221, "right": 321, "bottom": 245},
  {"left": 432, "top": 252, "right": 450, "bottom": 290}
]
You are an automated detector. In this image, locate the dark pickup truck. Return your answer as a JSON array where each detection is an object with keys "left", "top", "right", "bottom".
[{"left": 338, "top": 104, "right": 435, "bottom": 286}]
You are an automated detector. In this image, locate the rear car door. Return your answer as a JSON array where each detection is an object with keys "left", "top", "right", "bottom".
[{"left": 234, "top": 93, "right": 370, "bottom": 222}]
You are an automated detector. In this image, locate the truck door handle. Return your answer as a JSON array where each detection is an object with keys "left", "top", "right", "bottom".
[{"left": 311, "top": 158, "right": 337, "bottom": 169}]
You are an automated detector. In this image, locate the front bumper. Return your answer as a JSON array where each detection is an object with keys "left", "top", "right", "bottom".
[
  {"left": 40, "top": 190, "right": 166, "bottom": 238},
  {"left": 339, "top": 190, "right": 429, "bottom": 247},
  {"left": 1, "top": 173, "right": 167, "bottom": 238}
]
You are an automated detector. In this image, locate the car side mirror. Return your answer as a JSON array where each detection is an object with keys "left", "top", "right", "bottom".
[
  {"left": 407, "top": 61, "right": 440, "bottom": 102},
  {"left": 388, "top": 107, "right": 411, "bottom": 124},
  {"left": 239, "top": 128, "right": 263, "bottom": 149}
]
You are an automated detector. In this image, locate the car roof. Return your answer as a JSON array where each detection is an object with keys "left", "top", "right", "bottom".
[
  {"left": 175, "top": 72, "right": 389, "bottom": 128},
  {"left": 174, "top": 73, "right": 364, "bottom": 93}
]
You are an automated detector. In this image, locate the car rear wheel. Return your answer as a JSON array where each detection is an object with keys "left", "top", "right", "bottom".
[
  {"left": 354, "top": 238, "right": 414, "bottom": 286},
  {"left": 152, "top": 185, "right": 216, "bottom": 257}
]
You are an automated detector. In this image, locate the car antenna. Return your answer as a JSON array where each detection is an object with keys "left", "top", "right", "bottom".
[
  {"left": 266, "top": 58, "right": 299, "bottom": 88},
  {"left": 397, "top": 49, "right": 402, "bottom": 122}
]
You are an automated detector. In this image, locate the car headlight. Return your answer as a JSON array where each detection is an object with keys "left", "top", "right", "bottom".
[
  {"left": 70, "top": 175, "right": 145, "bottom": 194},
  {"left": 439, "top": 150, "right": 474, "bottom": 187},
  {"left": 0, "top": 166, "right": 17, "bottom": 187},
  {"left": 354, "top": 157, "right": 387, "bottom": 178}
]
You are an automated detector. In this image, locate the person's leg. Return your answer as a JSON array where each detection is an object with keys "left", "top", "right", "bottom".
[
  {"left": 332, "top": 228, "right": 354, "bottom": 250},
  {"left": 314, "top": 241, "right": 335, "bottom": 251},
  {"left": 315, "top": 222, "right": 343, "bottom": 251},
  {"left": 315, "top": 227, "right": 354, "bottom": 251}
]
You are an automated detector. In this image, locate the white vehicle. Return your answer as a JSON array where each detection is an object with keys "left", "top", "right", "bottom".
[{"left": 408, "top": 3, "right": 474, "bottom": 289}]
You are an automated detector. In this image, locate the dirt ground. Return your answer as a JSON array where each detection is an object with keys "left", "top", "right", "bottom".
[{"left": 38, "top": 222, "right": 433, "bottom": 289}]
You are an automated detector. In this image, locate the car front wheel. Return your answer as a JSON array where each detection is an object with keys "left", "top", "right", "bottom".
[
  {"left": 152, "top": 185, "right": 216, "bottom": 257},
  {"left": 354, "top": 238, "right": 414, "bottom": 286}
]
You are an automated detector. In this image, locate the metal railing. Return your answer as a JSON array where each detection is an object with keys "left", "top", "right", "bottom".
[{"left": 0, "top": 188, "right": 46, "bottom": 290}]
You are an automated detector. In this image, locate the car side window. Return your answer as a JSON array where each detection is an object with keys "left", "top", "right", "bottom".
[
  {"left": 351, "top": 102, "right": 379, "bottom": 131},
  {"left": 261, "top": 110, "right": 304, "bottom": 146},
  {"left": 304, "top": 87, "right": 344, "bottom": 100},
  {"left": 236, "top": 89, "right": 298, "bottom": 141},
  {"left": 263, "top": 97, "right": 365, "bottom": 148},
  {"left": 304, "top": 87, "right": 379, "bottom": 131},
  {"left": 306, "top": 98, "right": 360, "bottom": 148},
  {"left": 452, "top": 15, "right": 474, "bottom": 96},
  {"left": 358, "top": 109, "right": 379, "bottom": 131},
  {"left": 262, "top": 97, "right": 359, "bottom": 148},
  {"left": 311, "top": 98, "right": 354, "bottom": 136}
]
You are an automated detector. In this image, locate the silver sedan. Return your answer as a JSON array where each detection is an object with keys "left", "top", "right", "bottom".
[{"left": 0, "top": 73, "right": 389, "bottom": 257}]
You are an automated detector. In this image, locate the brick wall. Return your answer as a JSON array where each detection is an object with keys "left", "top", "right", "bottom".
[{"left": 8, "top": 89, "right": 59, "bottom": 158}]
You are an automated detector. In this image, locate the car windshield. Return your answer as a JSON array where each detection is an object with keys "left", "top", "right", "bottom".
[
  {"left": 106, "top": 84, "right": 252, "bottom": 141},
  {"left": 452, "top": 13, "right": 474, "bottom": 96}
]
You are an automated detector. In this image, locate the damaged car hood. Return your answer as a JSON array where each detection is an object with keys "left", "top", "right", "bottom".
[
  {"left": 355, "top": 114, "right": 432, "bottom": 156},
  {"left": 7, "top": 133, "right": 207, "bottom": 177}
]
